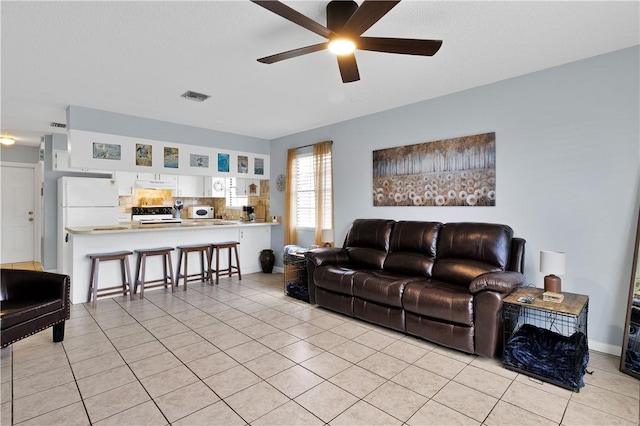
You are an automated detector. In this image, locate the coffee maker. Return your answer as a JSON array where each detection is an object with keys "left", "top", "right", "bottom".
[{"left": 241, "top": 205, "right": 255, "bottom": 222}]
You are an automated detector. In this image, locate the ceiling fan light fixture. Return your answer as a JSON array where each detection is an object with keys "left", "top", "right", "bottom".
[
  {"left": 328, "top": 38, "right": 356, "bottom": 56},
  {"left": 0, "top": 136, "right": 15, "bottom": 146}
]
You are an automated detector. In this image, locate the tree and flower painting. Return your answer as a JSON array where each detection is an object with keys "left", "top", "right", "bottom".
[{"left": 373, "top": 132, "right": 496, "bottom": 207}]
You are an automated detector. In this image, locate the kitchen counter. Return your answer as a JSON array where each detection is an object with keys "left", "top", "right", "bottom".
[
  {"left": 61, "top": 220, "right": 277, "bottom": 304},
  {"left": 66, "top": 219, "right": 279, "bottom": 234}
]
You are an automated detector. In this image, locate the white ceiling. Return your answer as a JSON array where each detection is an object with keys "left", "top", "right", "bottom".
[{"left": 1, "top": 1, "right": 638, "bottom": 147}]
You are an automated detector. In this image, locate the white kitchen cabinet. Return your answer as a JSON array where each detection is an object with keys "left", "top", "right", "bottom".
[
  {"left": 246, "top": 179, "right": 261, "bottom": 196},
  {"left": 234, "top": 178, "right": 261, "bottom": 196},
  {"left": 114, "top": 171, "right": 137, "bottom": 195},
  {"left": 177, "top": 175, "right": 205, "bottom": 197},
  {"left": 238, "top": 226, "right": 271, "bottom": 273},
  {"left": 135, "top": 173, "right": 177, "bottom": 182},
  {"left": 53, "top": 150, "right": 110, "bottom": 174},
  {"left": 204, "top": 178, "right": 226, "bottom": 198}
]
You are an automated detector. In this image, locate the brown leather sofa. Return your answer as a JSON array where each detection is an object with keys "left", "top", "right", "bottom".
[
  {"left": 305, "top": 219, "right": 526, "bottom": 358},
  {"left": 0, "top": 269, "right": 70, "bottom": 348}
]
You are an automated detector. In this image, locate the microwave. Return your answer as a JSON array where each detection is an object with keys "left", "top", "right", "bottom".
[{"left": 187, "top": 206, "right": 214, "bottom": 219}]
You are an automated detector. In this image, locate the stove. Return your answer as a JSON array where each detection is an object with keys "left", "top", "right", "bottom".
[{"left": 131, "top": 207, "right": 182, "bottom": 224}]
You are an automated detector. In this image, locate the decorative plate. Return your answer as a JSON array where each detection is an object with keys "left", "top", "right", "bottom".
[{"left": 276, "top": 174, "right": 286, "bottom": 192}]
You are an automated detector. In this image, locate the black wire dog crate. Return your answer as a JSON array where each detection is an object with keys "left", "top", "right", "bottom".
[
  {"left": 502, "top": 288, "right": 589, "bottom": 391},
  {"left": 283, "top": 253, "right": 309, "bottom": 302}
]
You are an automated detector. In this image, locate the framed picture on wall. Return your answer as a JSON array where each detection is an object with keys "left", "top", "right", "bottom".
[
  {"left": 372, "top": 132, "right": 496, "bottom": 207},
  {"left": 218, "top": 153, "right": 230, "bottom": 172},
  {"left": 92, "top": 142, "right": 121, "bottom": 160},
  {"left": 136, "top": 144, "right": 152, "bottom": 167},
  {"left": 238, "top": 155, "right": 248, "bottom": 173},
  {"left": 164, "top": 147, "right": 179, "bottom": 168},
  {"left": 190, "top": 153, "right": 209, "bottom": 168},
  {"left": 255, "top": 158, "right": 264, "bottom": 175}
]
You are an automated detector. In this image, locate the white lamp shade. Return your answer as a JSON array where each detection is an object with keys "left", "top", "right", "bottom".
[
  {"left": 322, "top": 229, "right": 334, "bottom": 243},
  {"left": 540, "top": 250, "right": 566, "bottom": 275}
]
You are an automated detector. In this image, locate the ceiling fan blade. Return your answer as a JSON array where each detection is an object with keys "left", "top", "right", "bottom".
[
  {"left": 251, "top": 0, "right": 335, "bottom": 39},
  {"left": 341, "top": 1, "right": 400, "bottom": 37},
  {"left": 337, "top": 53, "right": 360, "bottom": 83},
  {"left": 258, "top": 42, "right": 328, "bottom": 64},
  {"left": 358, "top": 37, "right": 443, "bottom": 56}
]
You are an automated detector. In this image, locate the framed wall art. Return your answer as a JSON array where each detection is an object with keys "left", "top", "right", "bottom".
[
  {"left": 164, "top": 147, "right": 179, "bottom": 168},
  {"left": 92, "top": 142, "right": 121, "bottom": 160},
  {"left": 190, "top": 153, "right": 209, "bottom": 168},
  {"left": 218, "top": 153, "right": 230, "bottom": 172},
  {"left": 255, "top": 158, "right": 265, "bottom": 175},
  {"left": 373, "top": 132, "right": 496, "bottom": 207},
  {"left": 135, "top": 143, "right": 153, "bottom": 167},
  {"left": 238, "top": 155, "right": 249, "bottom": 173}
]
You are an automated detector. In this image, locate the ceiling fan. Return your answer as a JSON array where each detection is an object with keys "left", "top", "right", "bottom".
[{"left": 251, "top": 0, "right": 443, "bottom": 83}]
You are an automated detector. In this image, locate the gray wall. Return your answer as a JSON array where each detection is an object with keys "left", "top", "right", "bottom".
[
  {"left": 0, "top": 144, "right": 40, "bottom": 163},
  {"left": 269, "top": 46, "right": 640, "bottom": 353},
  {"left": 67, "top": 106, "right": 270, "bottom": 154}
]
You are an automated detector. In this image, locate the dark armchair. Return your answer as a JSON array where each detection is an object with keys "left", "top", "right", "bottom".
[{"left": 1, "top": 269, "right": 70, "bottom": 348}]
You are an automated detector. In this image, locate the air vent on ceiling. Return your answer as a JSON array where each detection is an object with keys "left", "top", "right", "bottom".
[
  {"left": 50, "top": 122, "right": 67, "bottom": 128},
  {"left": 181, "top": 90, "right": 210, "bottom": 102}
]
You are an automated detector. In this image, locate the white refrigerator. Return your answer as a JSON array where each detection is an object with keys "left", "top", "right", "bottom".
[{"left": 58, "top": 177, "right": 119, "bottom": 276}]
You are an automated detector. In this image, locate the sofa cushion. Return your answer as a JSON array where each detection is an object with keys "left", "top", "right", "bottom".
[
  {"left": 344, "top": 219, "right": 395, "bottom": 269},
  {"left": 433, "top": 222, "right": 513, "bottom": 285},
  {"left": 432, "top": 259, "right": 503, "bottom": 287},
  {"left": 403, "top": 281, "right": 474, "bottom": 326},
  {"left": 384, "top": 221, "right": 441, "bottom": 276},
  {"left": 352, "top": 271, "right": 419, "bottom": 308},
  {"left": 0, "top": 299, "right": 63, "bottom": 330},
  {"left": 313, "top": 266, "right": 357, "bottom": 296}
]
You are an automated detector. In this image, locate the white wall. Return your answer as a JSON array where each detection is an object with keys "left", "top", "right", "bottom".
[{"left": 270, "top": 46, "right": 640, "bottom": 353}]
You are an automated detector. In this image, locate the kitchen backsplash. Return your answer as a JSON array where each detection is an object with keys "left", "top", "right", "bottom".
[{"left": 119, "top": 179, "right": 271, "bottom": 221}]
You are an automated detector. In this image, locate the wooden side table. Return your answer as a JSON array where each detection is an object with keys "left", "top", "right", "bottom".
[{"left": 502, "top": 287, "right": 589, "bottom": 391}]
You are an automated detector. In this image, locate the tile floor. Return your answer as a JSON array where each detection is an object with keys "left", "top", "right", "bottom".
[{"left": 1, "top": 272, "right": 639, "bottom": 425}]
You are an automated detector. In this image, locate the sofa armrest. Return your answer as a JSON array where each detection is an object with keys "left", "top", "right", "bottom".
[
  {"left": 1, "top": 269, "right": 69, "bottom": 302},
  {"left": 304, "top": 248, "right": 349, "bottom": 267},
  {"left": 469, "top": 271, "right": 525, "bottom": 295}
]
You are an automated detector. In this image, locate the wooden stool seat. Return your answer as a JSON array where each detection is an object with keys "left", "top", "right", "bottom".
[
  {"left": 87, "top": 250, "right": 133, "bottom": 308},
  {"left": 210, "top": 241, "right": 241, "bottom": 285},
  {"left": 133, "top": 247, "right": 175, "bottom": 299},
  {"left": 176, "top": 244, "right": 212, "bottom": 290}
]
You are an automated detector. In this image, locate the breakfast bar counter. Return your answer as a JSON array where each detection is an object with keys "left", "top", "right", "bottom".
[{"left": 63, "top": 221, "right": 277, "bottom": 304}]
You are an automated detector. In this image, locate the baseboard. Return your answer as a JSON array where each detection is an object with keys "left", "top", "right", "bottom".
[{"left": 589, "top": 340, "right": 621, "bottom": 356}]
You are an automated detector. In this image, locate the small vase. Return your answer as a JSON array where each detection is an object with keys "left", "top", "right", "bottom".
[{"left": 259, "top": 249, "right": 275, "bottom": 273}]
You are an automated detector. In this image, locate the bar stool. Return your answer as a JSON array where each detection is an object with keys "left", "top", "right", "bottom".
[
  {"left": 133, "top": 247, "right": 175, "bottom": 299},
  {"left": 210, "top": 241, "right": 242, "bottom": 285},
  {"left": 87, "top": 250, "right": 134, "bottom": 309},
  {"left": 176, "top": 243, "right": 212, "bottom": 290}
]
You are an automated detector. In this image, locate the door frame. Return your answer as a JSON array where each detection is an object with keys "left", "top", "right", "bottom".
[{"left": 0, "top": 161, "right": 42, "bottom": 263}]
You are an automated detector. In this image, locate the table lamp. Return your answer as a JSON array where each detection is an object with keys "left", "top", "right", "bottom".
[
  {"left": 540, "top": 250, "right": 565, "bottom": 293},
  {"left": 322, "top": 229, "right": 334, "bottom": 247}
]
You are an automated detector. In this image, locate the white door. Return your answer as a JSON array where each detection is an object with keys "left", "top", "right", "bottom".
[{"left": 1, "top": 165, "right": 36, "bottom": 263}]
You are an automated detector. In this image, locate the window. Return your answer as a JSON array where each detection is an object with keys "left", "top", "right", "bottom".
[
  {"left": 295, "top": 150, "right": 332, "bottom": 229},
  {"left": 295, "top": 153, "right": 314, "bottom": 228},
  {"left": 225, "top": 177, "right": 247, "bottom": 208}
]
